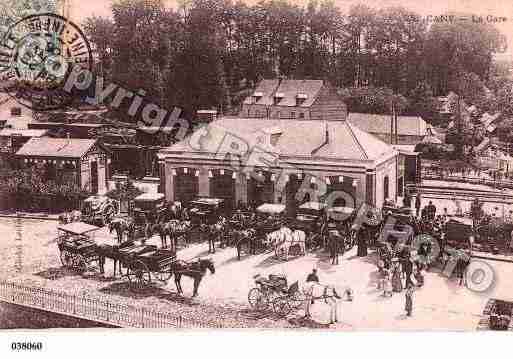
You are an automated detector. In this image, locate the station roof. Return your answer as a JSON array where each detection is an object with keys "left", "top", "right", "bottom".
[{"left": 161, "top": 117, "right": 396, "bottom": 163}]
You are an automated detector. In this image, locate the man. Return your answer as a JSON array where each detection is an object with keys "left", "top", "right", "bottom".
[
  {"left": 405, "top": 284, "right": 414, "bottom": 317},
  {"left": 403, "top": 254, "right": 414, "bottom": 289},
  {"left": 328, "top": 231, "right": 340, "bottom": 265},
  {"left": 427, "top": 201, "right": 437, "bottom": 221},
  {"left": 415, "top": 194, "right": 422, "bottom": 218},
  {"left": 306, "top": 268, "right": 319, "bottom": 283}
]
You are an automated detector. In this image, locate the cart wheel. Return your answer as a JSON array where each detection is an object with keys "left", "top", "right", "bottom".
[
  {"left": 72, "top": 254, "right": 87, "bottom": 273},
  {"left": 155, "top": 270, "right": 172, "bottom": 282},
  {"left": 60, "top": 250, "right": 73, "bottom": 268},
  {"left": 248, "top": 287, "right": 269, "bottom": 311},
  {"left": 272, "top": 297, "right": 293, "bottom": 317},
  {"left": 128, "top": 260, "right": 151, "bottom": 290},
  {"left": 289, "top": 291, "right": 304, "bottom": 310}
]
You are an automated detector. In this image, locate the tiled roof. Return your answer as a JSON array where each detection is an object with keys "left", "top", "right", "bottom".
[
  {"left": 163, "top": 117, "right": 395, "bottom": 162},
  {"left": 242, "top": 79, "right": 324, "bottom": 107},
  {"left": 347, "top": 113, "right": 428, "bottom": 137},
  {"left": 16, "top": 137, "right": 97, "bottom": 158}
]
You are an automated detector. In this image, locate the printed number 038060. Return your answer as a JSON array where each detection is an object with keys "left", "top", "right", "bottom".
[{"left": 11, "top": 342, "right": 43, "bottom": 351}]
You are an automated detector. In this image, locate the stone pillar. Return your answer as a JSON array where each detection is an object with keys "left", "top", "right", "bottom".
[
  {"left": 235, "top": 172, "right": 248, "bottom": 205},
  {"left": 164, "top": 164, "right": 175, "bottom": 202},
  {"left": 198, "top": 168, "right": 210, "bottom": 197}
]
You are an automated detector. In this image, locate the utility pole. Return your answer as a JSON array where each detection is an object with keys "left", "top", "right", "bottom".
[{"left": 390, "top": 99, "right": 394, "bottom": 144}]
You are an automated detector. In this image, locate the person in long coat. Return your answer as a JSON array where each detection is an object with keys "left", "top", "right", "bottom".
[
  {"left": 356, "top": 228, "right": 368, "bottom": 257},
  {"left": 392, "top": 261, "right": 403, "bottom": 292},
  {"left": 405, "top": 284, "right": 414, "bottom": 317},
  {"left": 328, "top": 231, "right": 340, "bottom": 265}
]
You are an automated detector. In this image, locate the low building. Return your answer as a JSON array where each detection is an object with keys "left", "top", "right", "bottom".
[
  {"left": 16, "top": 138, "right": 111, "bottom": 194},
  {"left": 240, "top": 79, "right": 347, "bottom": 121},
  {"left": 0, "top": 128, "right": 48, "bottom": 154},
  {"left": 347, "top": 113, "right": 439, "bottom": 146},
  {"left": 158, "top": 117, "right": 403, "bottom": 212}
]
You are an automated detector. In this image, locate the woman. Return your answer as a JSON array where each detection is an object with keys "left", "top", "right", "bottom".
[
  {"left": 405, "top": 284, "right": 414, "bottom": 317},
  {"left": 391, "top": 260, "right": 403, "bottom": 292}
]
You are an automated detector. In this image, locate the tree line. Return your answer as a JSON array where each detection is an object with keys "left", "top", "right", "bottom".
[{"left": 3, "top": 0, "right": 510, "bottom": 120}]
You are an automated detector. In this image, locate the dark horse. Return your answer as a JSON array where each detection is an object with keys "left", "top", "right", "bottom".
[
  {"left": 97, "top": 241, "right": 134, "bottom": 277},
  {"left": 109, "top": 218, "right": 135, "bottom": 244},
  {"left": 172, "top": 258, "right": 215, "bottom": 297}
]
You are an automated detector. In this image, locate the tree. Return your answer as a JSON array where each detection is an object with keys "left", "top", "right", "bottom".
[{"left": 424, "top": 13, "right": 507, "bottom": 96}]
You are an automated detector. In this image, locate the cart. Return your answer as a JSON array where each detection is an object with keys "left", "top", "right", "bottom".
[
  {"left": 57, "top": 222, "right": 101, "bottom": 273},
  {"left": 271, "top": 281, "right": 303, "bottom": 317},
  {"left": 248, "top": 274, "right": 302, "bottom": 313},
  {"left": 118, "top": 244, "right": 177, "bottom": 289}
]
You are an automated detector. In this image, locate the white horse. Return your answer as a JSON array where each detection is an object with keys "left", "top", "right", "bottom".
[{"left": 301, "top": 282, "right": 342, "bottom": 324}]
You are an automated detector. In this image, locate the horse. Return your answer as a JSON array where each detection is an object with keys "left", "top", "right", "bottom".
[
  {"left": 97, "top": 240, "right": 134, "bottom": 277},
  {"left": 154, "top": 220, "right": 191, "bottom": 251},
  {"left": 235, "top": 229, "right": 258, "bottom": 260},
  {"left": 301, "top": 281, "right": 342, "bottom": 324},
  {"left": 171, "top": 258, "right": 215, "bottom": 297},
  {"left": 109, "top": 218, "right": 135, "bottom": 244}
]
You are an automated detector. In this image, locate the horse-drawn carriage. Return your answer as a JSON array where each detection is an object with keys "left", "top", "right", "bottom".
[
  {"left": 130, "top": 193, "right": 168, "bottom": 236},
  {"left": 117, "top": 244, "right": 177, "bottom": 289},
  {"left": 444, "top": 217, "right": 473, "bottom": 251},
  {"left": 189, "top": 197, "right": 226, "bottom": 225},
  {"left": 81, "top": 195, "right": 118, "bottom": 226},
  {"left": 248, "top": 274, "right": 302, "bottom": 315},
  {"left": 57, "top": 222, "right": 102, "bottom": 272}
]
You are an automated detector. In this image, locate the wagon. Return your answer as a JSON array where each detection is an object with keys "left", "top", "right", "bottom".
[
  {"left": 57, "top": 222, "right": 101, "bottom": 272},
  {"left": 117, "top": 244, "right": 177, "bottom": 289},
  {"left": 189, "top": 197, "right": 226, "bottom": 225},
  {"left": 248, "top": 274, "right": 302, "bottom": 313}
]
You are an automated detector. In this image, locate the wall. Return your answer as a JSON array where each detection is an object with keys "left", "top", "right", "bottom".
[{"left": 375, "top": 156, "right": 398, "bottom": 208}]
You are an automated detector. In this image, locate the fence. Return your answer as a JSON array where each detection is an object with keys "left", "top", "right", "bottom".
[
  {"left": 422, "top": 171, "right": 513, "bottom": 189},
  {"left": 0, "top": 280, "right": 225, "bottom": 329}
]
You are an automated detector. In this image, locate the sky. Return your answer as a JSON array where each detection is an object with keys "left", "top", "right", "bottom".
[{"left": 70, "top": 0, "right": 513, "bottom": 60}]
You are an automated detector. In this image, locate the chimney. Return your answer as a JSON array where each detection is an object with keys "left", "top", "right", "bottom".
[{"left": 197, "top": 110, "right": 218, "bottom": 124}]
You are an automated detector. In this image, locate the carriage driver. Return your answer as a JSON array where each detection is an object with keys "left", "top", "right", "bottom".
[{"left": 306, "top": 268, "right": 319, "bottom": 283}]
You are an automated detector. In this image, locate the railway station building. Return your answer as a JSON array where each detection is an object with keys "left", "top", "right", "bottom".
[{"left": 158, "top": 79, "right": 416, "bottom": 212}]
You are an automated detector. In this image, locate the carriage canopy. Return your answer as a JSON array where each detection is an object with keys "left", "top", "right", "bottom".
[
  {"left": 256, "top": 203, "right": 286, "bottom": 215},
  {"left": 57, "top": 222, "right": 100, "bottom": 235}
]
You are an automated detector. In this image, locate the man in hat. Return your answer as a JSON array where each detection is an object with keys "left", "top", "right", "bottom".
[
  {"left": 306, "top": 268, "right": 319, "bottom": 283},
  {"left": 415, "top": 194, "right": 422, "bottom": 218}
]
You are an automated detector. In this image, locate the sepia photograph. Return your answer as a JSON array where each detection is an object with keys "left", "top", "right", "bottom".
[{"left": 0, "top": 0, "right": 513, "bottom": 352}]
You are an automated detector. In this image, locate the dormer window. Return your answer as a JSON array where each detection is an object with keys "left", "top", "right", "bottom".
[
  {"left": 252, "top": 91, "right": 263, "bottom": 104},
  {"left": 273, "top": 92, "right": 284, "bottom": 105},
  {"left": 296, "top": 93, "right": 308, "bottom": 106}
]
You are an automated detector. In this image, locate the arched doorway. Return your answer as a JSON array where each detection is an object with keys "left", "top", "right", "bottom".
[
  {"left": 174, "top": 168, "right": 199, "bottom": 205},
  {"left": 247, "top": 171, "right": 274, "bottom": 207},
  {"left": 322, "top": 176, "right": 357, "bottom": 208},
  {"left": 210, "top": 169, "right": 235, "bottom": 211}
]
